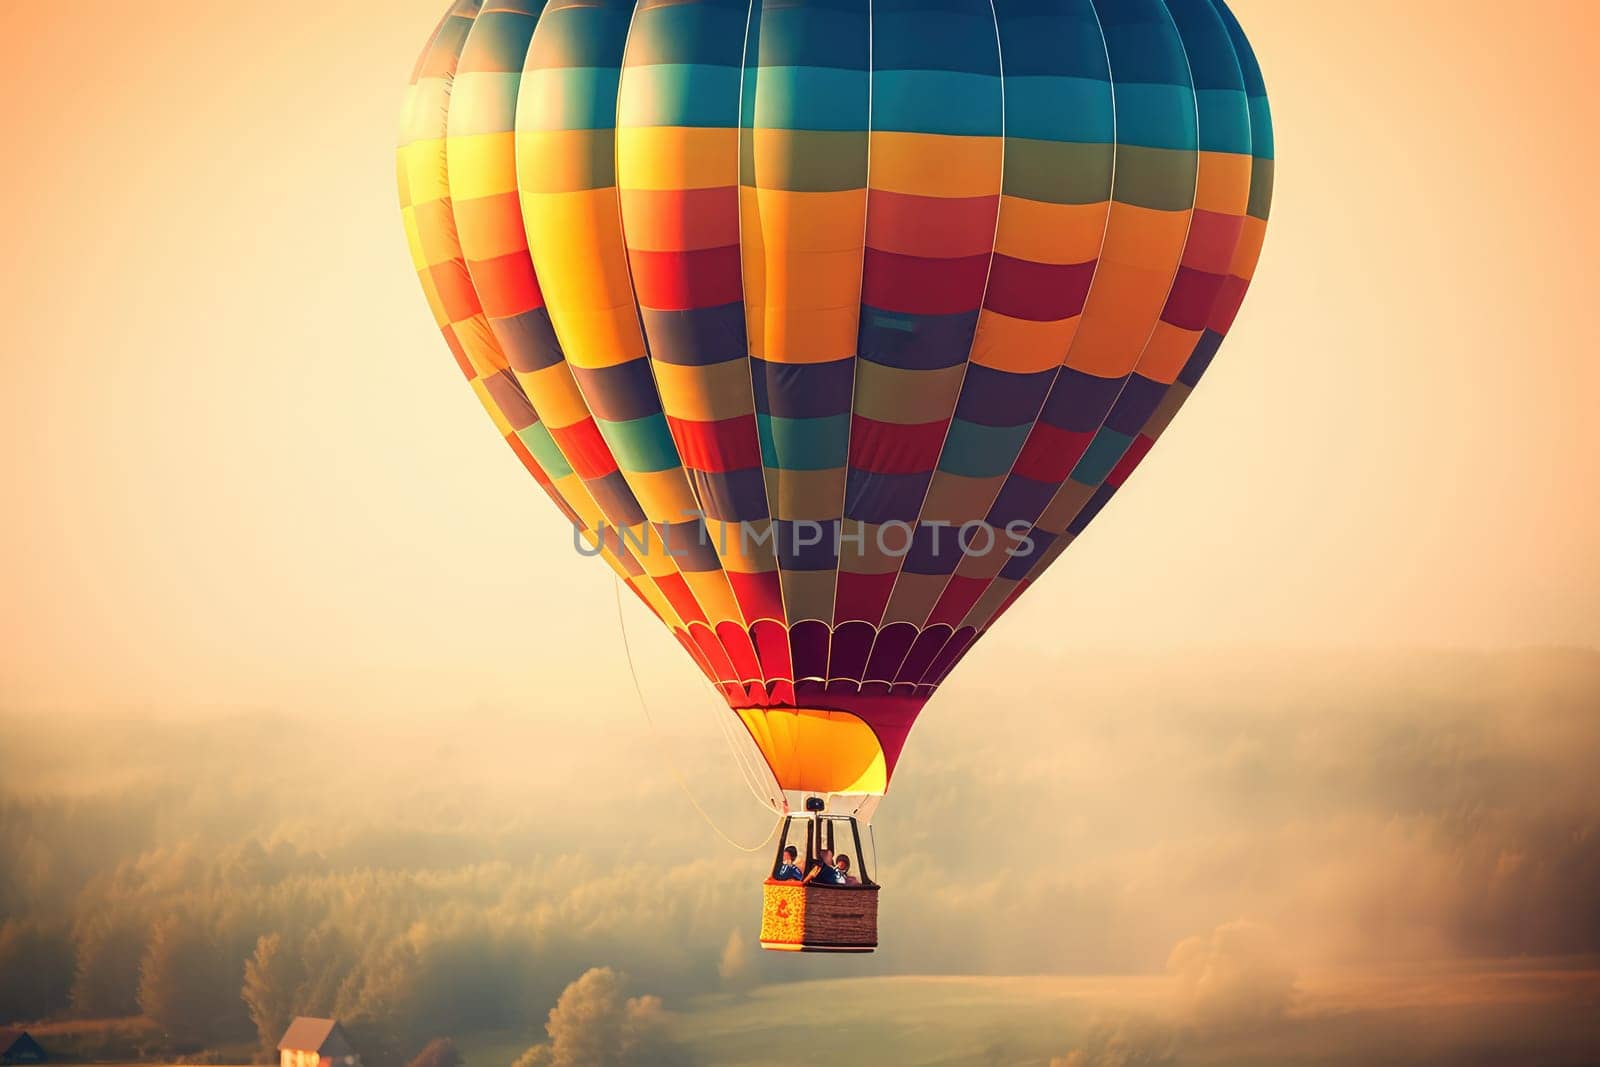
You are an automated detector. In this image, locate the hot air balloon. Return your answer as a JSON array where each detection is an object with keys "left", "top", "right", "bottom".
[{"left": 397, "top": 0, "right": 1273, "bottom": 952}]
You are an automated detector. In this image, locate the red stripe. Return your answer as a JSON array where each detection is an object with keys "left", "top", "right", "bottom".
[
  {"left": 469, "top": 250, "right": 545, "bottom": 318},
  {"left": 1106, "top": 433, "right": 1155, "bottom": 487},
  {"left": 865, "top": 190, "right": 1000, "bottom": 257},
  {"left": 629, "top": 245, "right": 743, "bottom": 311},
  {"left": 667, "top": 414, "right": 763, "bottom": 472},
  {"left": 716, "top": 621, "right": 763, "bottom": 681},
  {"left": 928, "top": 574, "right": 990, "bottom": 627},
  {"left": 982, "top": 255, "right": 1097, "bottom": 322},
  {"left": 427, "top": 258, "right": 484, "bottom": 323},
  {"left": 1161, "top": 267, "right": 1226, "bottom": 331},
  {"left": 848, "top": 416, "right": 948, "bottom": 474},
  {"left": 735, "top": 576, "right": 787, "bottom": 629},
  {"left": 690, "top": 621, "right": 738, "bottom": 680},
  {"left": 924, "top": 626, "right": 976, "bottom": 686},
  {"left": 547, "top": 418, "right": 618, "bottom": 480},
  {"left": 1209, "top": 275, "right": 1251, "bottom": 333},
  {"left": 1011, "top": 423, "right": 1093, "bottom": 483},
  {"left": 621, "top": 186, "right": 740, "bottom": 249},
  {"left": 1181, "top": 209, "right": 1244, "bottom": 274},
  {"left": 661, "top": 575, "right": 708, "bottom": 626},
  {"left": 832, "top": 570, "right": 897, "bottom": 625},
  {"left": 861, "top": 249, "right": 992, "bottom": 316}
]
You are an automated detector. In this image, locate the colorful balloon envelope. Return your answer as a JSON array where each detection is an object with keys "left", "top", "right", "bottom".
[{"left": 398, "top": 0, "right": 1273, "bottom": 799}]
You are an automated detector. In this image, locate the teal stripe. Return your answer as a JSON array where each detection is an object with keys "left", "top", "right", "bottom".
[
  {"left": 1196, "top": 89, "right": 1251, "bottom": 155},
  {"left": 517, "top": 66, "right": 620, "bottom": 131},
  {"left": 758, "top": 413, "right": 850, "bottom": 470},
  {"left": 599, "top": 412, "right": 681, "bottom": 472},
  {"left": 1070, "top": 428, "right": 1133, "bottom": 485},
  {"left": 618, "top": 63, "right": 740, "bottom": 128},
  {"left": 458, "top": 10, "right": 536, "bottom": 76},
  {"left": 938, "top": 421, "right": 1031, "bottom": 478},
  {"left": 1248, "top": 96, "right": 1275, "bottom": 159},
  {"left": 872, "top": 70, "right": 1002, "bottom": 136},
  {"left": 747, "top": 65, "right": 869, "bottom": 131},
  {"left": 1005, "top": 76, "right": 1114, "bottom": 144},
  {"left": 1113, "top": 82, "right": 1198, "bottom": 151}
]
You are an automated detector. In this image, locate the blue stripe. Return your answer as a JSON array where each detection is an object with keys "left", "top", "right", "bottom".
[
  {"left": 1006, "top": 75, "right": 1115, "bottom": 144},
  {"left": 619, "top": 63, "right": 741, "bottom": 128},
  {"left": 1196, "top": 89, "right": 1251, "bottom": 155},
  {"left": 1112, "top": 82, "right": 1197, "bottom": 151},
  {"left": 747, "top": 65, "right": 870, "bottom": 131},
  {"left": 872, "top": 70, "right": 1002, "bottom": 136}
]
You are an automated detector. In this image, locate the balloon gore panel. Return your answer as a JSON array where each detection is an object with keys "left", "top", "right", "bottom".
[{"left": 399, "top": 0, "right": 1274, "bottom": 794}]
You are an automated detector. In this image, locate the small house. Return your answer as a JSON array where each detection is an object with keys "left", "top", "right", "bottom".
[
  {"left": 277, "top": 1018, "right": 360, "bottom": 1067},
  {"left": 0, "top": 1031, "right": 45, "bottom": 1065}
]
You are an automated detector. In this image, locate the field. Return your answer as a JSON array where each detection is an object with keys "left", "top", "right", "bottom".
[{"left": 458, "top": 968, "right": 1600, "bottom": 1067}]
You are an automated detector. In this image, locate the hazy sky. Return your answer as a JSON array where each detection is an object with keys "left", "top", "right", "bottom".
[{"left": 3, "top": 1, "right": 1597, "bottom": 717}]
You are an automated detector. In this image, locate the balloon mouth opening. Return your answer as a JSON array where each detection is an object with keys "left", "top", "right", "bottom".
[{"left": 735, "top": 707, "right": 888, "bottom": 796}]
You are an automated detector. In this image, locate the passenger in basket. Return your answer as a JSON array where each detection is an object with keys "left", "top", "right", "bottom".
[
  {"left": 803, "top": 847, "right": 843, "bottom": 885},
  {"left": 834, "top": 854, "right": 861, "bottom": 885},
  {"left": 773, "top": 845, "right": 805, "bottom": 881}
]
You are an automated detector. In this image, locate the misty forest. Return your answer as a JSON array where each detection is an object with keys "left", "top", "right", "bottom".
[{"left": 3, "top": 648, "right": 1599, "bottom": 1065}]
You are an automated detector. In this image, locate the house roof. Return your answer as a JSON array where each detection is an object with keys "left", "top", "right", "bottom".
[
  {"left": 0, "top": 1030, "right": 42, "bottom": 1055},
  {"left": 277, "top": 1017, "right": 355, "bottom": 1056}
]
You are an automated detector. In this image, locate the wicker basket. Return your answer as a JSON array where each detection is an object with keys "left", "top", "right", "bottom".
[{"left": 760, "top": 881, "right": 879, "bottom": 952}]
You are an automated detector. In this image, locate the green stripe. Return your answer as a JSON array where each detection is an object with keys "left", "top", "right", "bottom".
[
  {"left": 517, "top": 422, "right": 573, "bottom": 479},
  {"left": 739, "top": 129, "right": 867, "bottom": 192},
  {"left": 1112, "top": 145, "right": 1197, "bottom": 212},
  {"left": 1001, "top": 139, "right": 1113, "bottom": 205}
]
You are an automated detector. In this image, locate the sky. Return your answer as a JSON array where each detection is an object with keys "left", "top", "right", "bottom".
[
  {"left": 2, "top": 6, "right": 1599, "bottom": 1062},
  {"left": 2, "top": 0, "right": 1598, "bottom": 719}
]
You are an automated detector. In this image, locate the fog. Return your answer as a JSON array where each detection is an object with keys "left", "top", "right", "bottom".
[{"left": 2, "top": 647, "right": 1597, "bottom": 1063}]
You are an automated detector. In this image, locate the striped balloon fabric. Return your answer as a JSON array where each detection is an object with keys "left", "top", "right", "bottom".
[{"left": 398, "top": 0, "right": 1273, "bottom": 796}]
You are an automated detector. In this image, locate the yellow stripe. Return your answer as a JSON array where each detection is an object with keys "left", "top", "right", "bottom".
[
  {"left": 1193, "top": 150, "right": 1252, "bottom": 216},
  {"left": 445, "top": 131, "right": 518, "bottom": 200},
  {"left": 993, "top": 196, "right": 1109, "bottom": 265},
  {"left": 399, "top": 138, "right": 451, "bottom": 205},
  {"left": 969, "top": 310, "right": 1080, "bottom": 373},
  {"left": 625, "top": 466, "right": 701, "bottom": 519},
  {"left": 651, "top": 359, "right": 754, "bottom": 422},
  {"left": 520, "top": 363, "right": 593, "bottom": 429},
  {"left": 868, "top": 131, "right": 1003, "bottom": 198},
  {"left": 522, "top": 187, "right": 647, "bottom": 367},
  {"left": 515, "top": 128, "right": 614, "bottom": 194},
  {"left": 682, "top": 571, "right": 741, "bottom": 625},
  {"left": 852, "top": 361, "right": 964, "bottom": 424},
  {"left": 617, "top": 126, "right": 738, "bottom": 190}
]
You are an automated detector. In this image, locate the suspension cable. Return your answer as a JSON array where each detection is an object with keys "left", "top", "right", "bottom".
[{"left": 612, "top": 577, "right": 785, "bottom": 851}]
